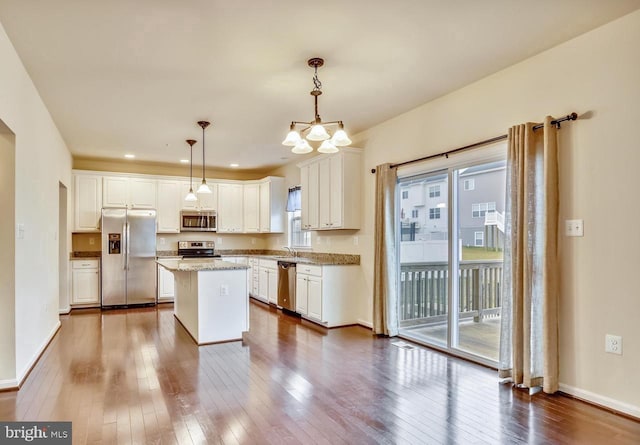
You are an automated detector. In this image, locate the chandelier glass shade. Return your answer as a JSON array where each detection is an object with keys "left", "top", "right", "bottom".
[
  {"left": 283, "top": 57, "right": 351, "bottom": 154},
  {"left": 185, "top": 139, "right": 198, "bottom": 202},
  {"left": 196, "top": 120, "right": 212, "bottom": 194}
]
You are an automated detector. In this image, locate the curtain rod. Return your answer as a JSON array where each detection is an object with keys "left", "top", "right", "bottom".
[{"left": 370, "top": 112, "right": 578, "bottom": 174}]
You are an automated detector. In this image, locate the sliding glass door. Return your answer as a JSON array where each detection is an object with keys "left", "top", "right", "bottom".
[{"left": 397, "top": 156, "right": 506, "bottom": 365}]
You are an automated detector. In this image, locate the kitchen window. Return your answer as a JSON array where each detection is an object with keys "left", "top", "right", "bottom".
[{"left": 290, "top": 211, "right": 311, "bottom": 248}]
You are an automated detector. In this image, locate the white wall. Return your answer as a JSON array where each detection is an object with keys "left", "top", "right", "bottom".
[
  {"left": 0, "top": 22, "right": 73, "bottom": 387},
  {"left": 271, "top": 10, "right": 640, "bottom": 416}
]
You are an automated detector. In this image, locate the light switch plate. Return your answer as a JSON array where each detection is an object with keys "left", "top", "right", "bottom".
[{"left": 565, "top": 219, "right": 584, "bottom": 237}]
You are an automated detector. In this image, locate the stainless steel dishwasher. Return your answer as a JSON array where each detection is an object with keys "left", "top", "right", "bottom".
[{"left": 277, "top": 261, "right": 296, "bottom": 311}]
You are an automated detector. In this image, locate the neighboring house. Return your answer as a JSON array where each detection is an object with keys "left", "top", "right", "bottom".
[
  {"left": 458, "top": 161, "right": 506, "bottom": 248},
  {"left": 399, "top": 162, "right": 506, "bottom": 262},
  {"left": 400, "top": 174, "right": 448, "bottom": 242}
]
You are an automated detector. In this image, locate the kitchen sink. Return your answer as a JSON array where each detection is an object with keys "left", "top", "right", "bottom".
[{"left": 271, "top": 256, "right": 314, "bottom": 264}]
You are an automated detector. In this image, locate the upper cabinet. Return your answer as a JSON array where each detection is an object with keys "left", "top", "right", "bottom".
[
  {"left": 73, "top": 170, "right": 285, "bottom": 234},
  {"left": 74, "top": 174, "right": 102, "bottom": 232},
  {"left": 103, "top": 176, "right": 157, "bottom": 209},
  {"left": 298, "top": 148, "right": 362, "bottom": 230},
  {"left": 259, "top": 177, "right": 285, "bottom": 233},
  {"left": 156, "top": 180, "right": 182, "bottom": 233},
  {"left": 217, "top": 183, "right": 244, "bottom": 233},
  {"left": 243, "top": 183, "right": 260, "bottom": 233}
]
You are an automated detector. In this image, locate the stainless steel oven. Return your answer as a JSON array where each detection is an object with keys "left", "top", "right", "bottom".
[{"left": 180, "top": 210, "right": 217, "bottom": 232}]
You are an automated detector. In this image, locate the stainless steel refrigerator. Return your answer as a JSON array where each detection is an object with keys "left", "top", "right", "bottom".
[{"left": 101, "top": 208, "right": 157, "bottom": 306}]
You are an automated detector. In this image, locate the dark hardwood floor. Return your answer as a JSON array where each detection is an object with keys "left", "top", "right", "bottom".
[{"left": 1, "top": 301, "right": 638, "bottom": 444}]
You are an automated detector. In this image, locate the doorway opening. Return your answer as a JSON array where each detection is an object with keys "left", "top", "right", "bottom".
[
  {"left": 59, "top": 182, "right": 69, "bottom": 313},
  {"left": 0, "top": 118, "right": 16, "bottom": 385},
  {"left": 397, "top": 146, "right": 506, "bottom": 366}
]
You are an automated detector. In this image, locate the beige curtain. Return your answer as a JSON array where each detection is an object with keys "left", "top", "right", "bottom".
[
  {"left": 373, "top": 163, "right": 398, "bottom": 336},
  {"left": 499, "top": 116, "right": 560, "bottom": 394}
]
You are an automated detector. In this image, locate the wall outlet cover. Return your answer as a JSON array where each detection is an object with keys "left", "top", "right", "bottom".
[{"left": 605, "top": 334, "right": 622, "bottom": 355}]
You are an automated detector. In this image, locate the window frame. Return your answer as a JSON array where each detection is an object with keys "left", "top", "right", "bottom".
[
  {"left": 429, "top": 207, "right": 441, "bottom": 219},
  {"left": 474, "top": 231, "right": 484, "bottom": 247}
]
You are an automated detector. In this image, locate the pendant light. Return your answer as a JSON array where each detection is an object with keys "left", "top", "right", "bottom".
[
  {"left": 196, "top": 120, "right": 212, "bottom": 194},
  {"left": 185, "top": 139, "right": 198, "bottom": 202},
  {"left": 282, "top": 57, "right": 352, "bottom": 153}
]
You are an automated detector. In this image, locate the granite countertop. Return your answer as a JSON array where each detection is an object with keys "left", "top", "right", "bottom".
[
  {"left": 76, "top": 250, "right": 359, "bottom": 265},
  {"left": 157, "top": 258, "right": 250, "bottom": 272}
]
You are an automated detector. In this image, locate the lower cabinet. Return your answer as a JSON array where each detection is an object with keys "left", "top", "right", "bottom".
[
  {"left": 295, "top": 264, "right": 359, "bottom": 327},
  {"left": 157, "top": 262, "right": 177, "bottom": 302},
  {"left": 71, "top": 259, "right": 100, "bottom": 306},
  {"left": 248, "top": 258, "right": 260, "bottom": 297},
  {"left": 258, "top": 259, "right": 278, "bottom": 304}
]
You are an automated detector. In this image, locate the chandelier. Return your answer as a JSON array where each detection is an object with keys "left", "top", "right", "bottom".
[{"left": 282, "top": 57, "right": 351, "bottom": 154}]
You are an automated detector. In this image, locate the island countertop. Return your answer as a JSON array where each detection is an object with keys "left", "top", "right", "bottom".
[{"left": 156, "top": 258, "right": 250, "bottom": 272}]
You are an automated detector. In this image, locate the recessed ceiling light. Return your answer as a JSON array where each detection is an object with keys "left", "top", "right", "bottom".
[
  {"left": 124, "top": 154, "right": 135, "bottom": 159},
  {"left": 230, "top": 163, "right": 239, "bottom": 168},
  {"left": 180, "top": 159, "right": 189, "bottom": 164}
]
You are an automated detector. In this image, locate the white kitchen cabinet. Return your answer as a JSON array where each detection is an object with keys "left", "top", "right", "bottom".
[
  {"left": 74, "top": 174, "right": 102, "bottom": 232},
  {"left": 258, "top": 259, "right": 277, "bottom": 304},
  {"left": 259, "top": 177, "right": 285, "bottom": 233},
  {"left": 300, "top": 162, "right": 319, "bottom": 230},
  {"left": 179, "top": 181, "right": 218, "bottom": 210},
  {"left": 307, "top": 276, "right": 323, "bottom": 321},
  {"left": 243, "top": 183, "right": 260, "bottom": 233},
  {"left": 71, "top": 260, "right": 100, "bottom": 306},
  {"left": 103, "top": 176, "right": 157, "bottom": 209},
  {"left": 218, "top": 183, "right": 244, "bottom": 233},
  {"left": 295, "top": 264, "right": 360, "bottom": 327},
  {"left": 157, "top": 263, "right": 176, "bottom": 302},
  {"left": 248, "top": 258, "right": 260, "bottom": 297},
  {"left": 295, "top": 274, "right": 308, "bottom": 315},
  {"left": 298, "top": 148, "right": 361, "bottom": 230},
  {"left": 156, "top": 180, "right": 181, "bottom": 233}
]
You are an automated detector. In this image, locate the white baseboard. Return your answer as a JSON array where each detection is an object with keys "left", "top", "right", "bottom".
[
  {"left": 357, "top": 319, "right": 373, "bottom": 329},
  {"left": 559, "top": 383, "right": 640, "bottom": 419},
  {"left": 16, "top": 320, "right": 61, "bottom": 387},
  {"left": 0, "top": 378, "right": 19, "bottom": 391},
  {"left": 59, "top": 306, "right": 70, "bottom": 315}
]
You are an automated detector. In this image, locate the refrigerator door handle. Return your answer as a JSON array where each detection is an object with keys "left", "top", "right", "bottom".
[{"left": 126, "top": 222, "right": 131, "bottom": 270}]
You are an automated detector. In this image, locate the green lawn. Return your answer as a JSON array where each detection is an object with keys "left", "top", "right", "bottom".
[{"left": 462, "top": 246, "right": 504, "bottom": 261}]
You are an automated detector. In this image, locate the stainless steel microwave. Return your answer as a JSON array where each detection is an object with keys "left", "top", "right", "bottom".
[{"left": 180, "top": 210, "right": 217, "bottom": 232}]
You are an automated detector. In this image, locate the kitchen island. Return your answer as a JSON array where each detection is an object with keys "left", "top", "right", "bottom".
[{"left": 156, "top": 258, "right": 250, "bottom": 345}]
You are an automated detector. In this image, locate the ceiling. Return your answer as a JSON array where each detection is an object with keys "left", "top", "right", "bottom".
[{"left": 0, "top": 1, "right": 638, "bottom": 172}]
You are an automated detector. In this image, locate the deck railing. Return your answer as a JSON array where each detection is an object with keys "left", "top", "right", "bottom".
[{"left": 399, "top": 260, "right": 503, "bottom": 326}]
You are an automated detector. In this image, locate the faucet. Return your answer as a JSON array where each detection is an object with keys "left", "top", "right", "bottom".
[{"left": 283, "top": 246, "right": 296, "bottom": 257}]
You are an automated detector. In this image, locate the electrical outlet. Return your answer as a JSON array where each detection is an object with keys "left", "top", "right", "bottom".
[
  {"left": 217, "top": 237, "right": 223, "bottom": 245},
  {"left": 353, "top": 236, "right": 359, "bottom": 246},
  {"left": 220, "top": 284, "right": 229, "bottom": 296},
  {"left": 159, "top": 237, "right": 165, "bottom": 245},
  {"left": 89, "top": 237, "right": 95, "bottom": 245},
  {"left": 605, "top": 334, "right": 622, "bottom": 355},
  {"left": 251, "top": 238, "right": 256, "bottom": 245},
  {"left": 565, "top": 219, "right": 584, "bottom": 237}
]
